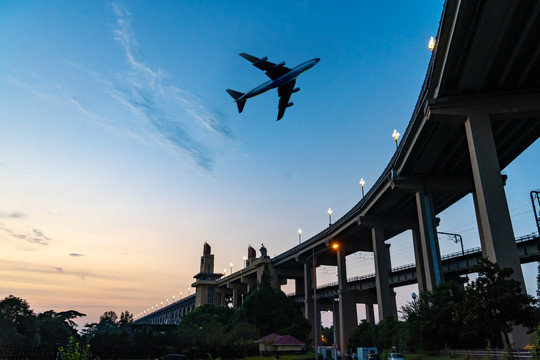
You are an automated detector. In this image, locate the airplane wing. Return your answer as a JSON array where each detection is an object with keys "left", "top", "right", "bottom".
[
  {"left": 239, "top": 52, "right": 291, "bottom": 80},
  {"left": 276, "top": 79, "right": 296, "bottom": 121}
]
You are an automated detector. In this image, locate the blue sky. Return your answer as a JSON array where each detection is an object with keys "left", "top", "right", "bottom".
[{"left": 1, "top": 1, "right": 538, "bottom": 326}]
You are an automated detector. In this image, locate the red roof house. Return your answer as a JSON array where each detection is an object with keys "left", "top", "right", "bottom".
[{"left": 255, "top": 333, "right": 306, "bottom": 353}]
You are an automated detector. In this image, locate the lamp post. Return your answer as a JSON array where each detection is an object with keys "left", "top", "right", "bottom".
[
  {"left": 308, "top": 243, "right": 339, "bottom": 360},
  {"left": 243, "top": 256, "right": 248, "bottom": 268},
  {"left": 359, "top": 178, "right": 365, "bottom": 197},
  {"left": 298, "top": 228, "right": 303, "bottom": 244},
  {"left": 230, "top": 262, "right": 233, "bottom": 273},
  {"left": 428, "top": 36, "right": 436, "bottom": 51},
  {"left": 180, "top": 291, "right": 183, "bottom": 299},
  {"left": 392, "top": 129, "right": 400, "bottom": 148},
  {"left": 437, "top": 231, "right": 464, "bottom": 256},
  {"left": 188, "top": 287, "right": 191, "bottom": 295},
  {"left": 328, "top": 208, "right": 333, "bottom": 226}
]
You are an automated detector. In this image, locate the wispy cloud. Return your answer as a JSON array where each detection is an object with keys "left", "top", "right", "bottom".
[
  {"left": 0, "top": 225, "right": 51, "bottom": 246},
  {"left": 109, "top": 2, "right": 233, "bottom": 171},
  {"left": 10, "top": 3, "right": 234, "bottom": 172},
  {"left": 69, "top": 253, "right": 85, "bottom": 257},
  {"left": 0, "top": 211, "right": 26, "bottom": 219}
]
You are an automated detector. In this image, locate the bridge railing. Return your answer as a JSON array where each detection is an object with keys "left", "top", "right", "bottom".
[{"left": 286, "top": 232, "right": 539, "bottom": 296}]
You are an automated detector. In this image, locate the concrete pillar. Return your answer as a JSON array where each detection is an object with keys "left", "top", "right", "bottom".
[
  {"left": 465, "top": 113, "right": 525, "bottom": 286},
  {"left": 365, "top": 303, "right": 375, "bottom": 324},
  {"left": 465, "top": 113, "right": 529, "bottom": 346},
  {"left": 242, "top": 276, "right": 257, "bottom": 293},
  {"left": 372, "top": 225, "right": 396, "bottom": 320},
  {"left": 337, "top": 247, "right": 357, "bottom": 354},
  {"left": 295, "top": 278, "right": 305, "bottom": 296},
  {"left": 385, "top": 244, "right": 398, "bottom": 317},
  {"left": 232, "top": 288, "right": 239, "bottom": 309},
  {"left": 332, "top": 299, "right": 340, "bottom": 348},
  {"left": 415, "top": 187, "right": 443, "bottom": 290},
  {"left": 411, "top": 227, "right": 428, "bottom": 293},
  {"left": 304, "top": 261, "right": 315, "bottom": 342}
]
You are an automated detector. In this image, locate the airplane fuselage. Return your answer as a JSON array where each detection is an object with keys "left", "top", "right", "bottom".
[{"left": 240, "top": 58, "right": 320, "bottom": 101}]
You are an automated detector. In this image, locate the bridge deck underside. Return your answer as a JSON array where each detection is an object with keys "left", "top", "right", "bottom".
[{"left": 272, "top": 0, "right": 540, "bottom": 271}]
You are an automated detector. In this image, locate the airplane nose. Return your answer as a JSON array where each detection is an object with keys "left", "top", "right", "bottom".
[{"left": 314, "top": 58, "right": 320, "bottom": 63}]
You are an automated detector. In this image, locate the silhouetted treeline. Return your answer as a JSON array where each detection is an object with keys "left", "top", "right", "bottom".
[{"left": 349, "top": 259, "right": 540, "bottom": 353}]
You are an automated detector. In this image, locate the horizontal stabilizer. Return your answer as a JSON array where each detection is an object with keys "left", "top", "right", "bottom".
[{"left": 226, "top": 89, "right": 244, "bottom": 100}]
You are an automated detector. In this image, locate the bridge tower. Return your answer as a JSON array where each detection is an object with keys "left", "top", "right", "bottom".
[{"left": 192, "top": 242, "right": 223, "bottom": 307}]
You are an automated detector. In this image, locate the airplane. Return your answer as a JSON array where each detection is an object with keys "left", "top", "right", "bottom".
[{"left": 226, "top": 53, "right": 320, "bottom": 120}]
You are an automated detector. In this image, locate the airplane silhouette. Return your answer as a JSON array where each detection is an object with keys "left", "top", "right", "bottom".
[{"left": 226, "top": 53, "right": 320, "bottom": 120}]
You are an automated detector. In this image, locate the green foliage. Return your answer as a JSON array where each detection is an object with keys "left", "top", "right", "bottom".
[
  {"left": 457, "top": 259, "right": 537, "bottom": 348},
  {"left": 238, "top": 265, "right": 311, "bottom": 341},
  {"left": 38, "top": 310, "right": 85, "bottom": 345},
  {"left": 401, "top": 282, "right": 464, "bottom": 352},
  {"left": 349, "top": 320, "right": 377, "bottom": 349},
  {"left": 348, "top": 317, "right": 403, "bottom": 353},
  {"left": 177, "top": 304, "right": 237, "bottom": 354},
  {"left": 0, "top": 295, "right": 40, "bottom": 346},
  {"left": 58, "top": 337, "right": 95, "bottom": 360}
]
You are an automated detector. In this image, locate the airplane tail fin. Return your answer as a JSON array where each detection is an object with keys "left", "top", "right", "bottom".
[
  {"left": 226, "top": 89, "right": 247, "bottom": 113},
  {"left": 237, "top": 99, "right": 246, "bottom": 113}
]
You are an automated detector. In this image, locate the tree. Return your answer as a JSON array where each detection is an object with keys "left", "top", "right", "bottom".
[
  {"left": 0, "top": 295, "right": 40, "bottom": 346},
  {"left": 401, "top": 281, "right": 464, "bottom": 352},
  {"left": 237, "top": 265, "right": 311, "bottom": 341},
  {"left": 38, "top": 310, "right": 85, "bottom": 345},
  {"left": 457, "top": 258, "right": 537, "bottom": 347},
  {"left": 177, "top": 304, "right": 236, "bottom": 354},
  {"left": 349, "top": 321, "right": 377, "bottom": 349},
  {"left": 119, "top": 311, "right": 133, "bottom": 325}
]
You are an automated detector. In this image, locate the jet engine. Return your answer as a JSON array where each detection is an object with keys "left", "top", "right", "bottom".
[
  {"left": 286, "top": 102, "right": 294, "bottom": 108},
  {"left": 292, "top": 87, "right": 300, "bottom": 93},
  {"left": 274, "top": 61, "right": 285, "bottom": 68}
]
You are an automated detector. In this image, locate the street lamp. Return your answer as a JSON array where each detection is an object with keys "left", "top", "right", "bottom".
[
  {"left": 328, "top": 208, "right": 333, "bottom": 226},
  {"left": 308, "top": 243, "right": 339, "bottom": 360},
  {"left": 180, "top": 291, "right": 183, "bottom": 299},
  {"left": 230, "top": 262, "right": 233, "bottom": 273},
  {"left": 243, "top": 256, "right": 248, "bottom": 267},
  {"left": 428, "top": 36, "right": 436, "bottom": 51},
  {"left": 392, "top": 129, "right": 400, "bottom": 148},
  {"left": 359, "top": 178, "right": 365, "bottom": 197},
  {"left": 188, "top": 287, "right": 191, "bottom": 295},
  {"left": 438, "top": 231, "right": 464, "bottom": 256},
  {"left": 298, "top": 228, "right": 303, "bottom": 244}
]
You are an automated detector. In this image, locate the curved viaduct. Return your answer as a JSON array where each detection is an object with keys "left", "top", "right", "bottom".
[{"left": 136, "top": 0, "right": 540, "bottom": 351}]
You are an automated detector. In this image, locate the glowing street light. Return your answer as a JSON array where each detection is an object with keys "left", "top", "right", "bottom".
[
  {"left": 328, "top": 208, "right": 333, "bottom": 226},
  {"left": 180, "top": 291, "right": 183, "bottom": 299},
  {"left": 230, "top": 262, "right": 233, "bottom": 273},
  {"left": 359, "top": 178, "right": 366, "bottom": 197},
  {"left": 243, "top": 255, "right": 248, "bottom": 267},
  {"left": 392, "top": 129, "right": 400, "bottom": 148},
  {"left": 298, "top": 228, "right": 303, "bottom": 244},
  {"left": 188, "top": 287, "right": 191, "bottom": 295},
  {"left": 428, "top": 36, "right": 436, "bottom": 51}
]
